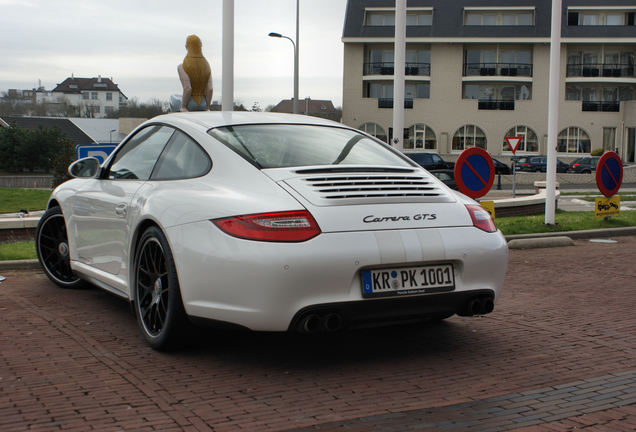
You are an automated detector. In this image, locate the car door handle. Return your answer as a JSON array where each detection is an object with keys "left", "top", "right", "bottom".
[{"left": 115, "top": 203, "right": 127, "bottom": 217}]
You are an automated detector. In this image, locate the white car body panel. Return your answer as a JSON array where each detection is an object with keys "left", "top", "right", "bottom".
[{"left": 43, "top": 112, "right": 508, "bottom": 334}]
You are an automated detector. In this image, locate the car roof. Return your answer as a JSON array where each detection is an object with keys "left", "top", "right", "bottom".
[{"left": 149, "top": 111, "right": 344, "bottom": 132}]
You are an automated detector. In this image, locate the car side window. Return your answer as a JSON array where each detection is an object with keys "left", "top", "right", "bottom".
[
  {"left": 107, "top": 126, "right": 174, "bottom": 180},
  {"left": 152, "top": 131, "right": 212, "bottom": 180},
  {"left": 431, "top": 154, "right": 443, "bottom": 164}
]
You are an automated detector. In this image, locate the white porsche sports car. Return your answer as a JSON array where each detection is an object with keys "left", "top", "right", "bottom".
[{"left": 36, "top": 112, "right": 508, "bottom": 349}]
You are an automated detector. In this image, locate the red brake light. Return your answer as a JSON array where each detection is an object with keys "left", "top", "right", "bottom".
[
  {"left": 465, "top": 205, "right": 497, "bottom": 233},
  {"left": 213, "top": 210, "right": 321, "bottom": 242},
  {"left": 522, "top": 163, "right": 530, "bottom": 167},
  {"left": 573, "top": 163, "right": 580, "bottom": 168}
]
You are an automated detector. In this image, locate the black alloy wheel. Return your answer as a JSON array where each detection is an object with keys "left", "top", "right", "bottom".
[
  {"left": 134, "top": 226, "right": 187, "bottom": 350},
  {"left": 35, "top": 206, "right": 82, "bottom": 288}
]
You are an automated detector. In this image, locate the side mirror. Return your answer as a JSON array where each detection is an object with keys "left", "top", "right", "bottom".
[{"left": 68, "top": 157, "right": 100, "bottom": 178}]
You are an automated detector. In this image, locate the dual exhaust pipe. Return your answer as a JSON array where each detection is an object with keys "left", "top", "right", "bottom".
[
  {"left": 298, "top": 312, "right": 344, "bottom": 333},
  {"left": 461, "top": 295, "right": 495, "bottom": 317}
]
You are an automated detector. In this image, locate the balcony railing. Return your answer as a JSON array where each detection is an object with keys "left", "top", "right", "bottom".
[
  {"left": 478, "top": 99, "right": 515, "bottom": 110},
  {"left": 581, "top": 101, "right": 620, "bottom": 112},
  {"left": 378, "top": 98, "right": 414, "bottom": 108},
  {"left": 566, "top": 63, "right": 636, "bottom": 78},
  {"left": 463, "top": 63, "right": 533, "bottom": 77},
  {"left": 364, "top": 62, "right": 431, "bottom": 76}
]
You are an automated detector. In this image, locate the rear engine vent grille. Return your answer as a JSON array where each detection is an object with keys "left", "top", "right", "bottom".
[{"left": 304, "top": 175, "right": 440, "bottom": 200}]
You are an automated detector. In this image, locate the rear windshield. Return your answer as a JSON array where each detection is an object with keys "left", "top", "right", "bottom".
[{"left": 208, "top": 124, "right": 412, "bottom": 169}]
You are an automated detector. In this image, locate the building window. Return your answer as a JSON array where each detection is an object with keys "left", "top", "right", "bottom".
[
  {"left": 359, "top": 122, "right": 387, "bottom": 143},
  {"left": 365, "top": 11, "right": 394, "bottom": 26},
  {"left": 405, "top": 124, "right": 436, "bottom": 150},
  {"left": 91, "top": 92, "right": 98, "bottom": 100},
  {"left": 365, "top": 9, "right": 433, "bottom": 26},
  {"left": 105, "top": 106, "right": 115, "bottom": 114},
  {"left": 406, "top": 11, "right": 433, "bottom": 26},
  {"left": 558, "top": 127, "right": 591, "bottom": 154},
  {"left": 464, "top": 45, "right": 533, "bottom": 76},
  {"left": 603, "top": 127, "right": 616, "bottom": 151},
  {"left": 502, "top": 126, "right": 538, "bottom": 153},
  {"left": 452, "top": 125, "right": 486, "bottom": 152},
  {"left": 566, "top": 85, "right": 635, "bottom": 102},
  {"left": 366, "top": 82, "right": 430, "bottom": 100},
  {"left": 463, "top": 83, "right": 531, "bottom": 101},
  {"left": 567, "top": 47, "right": 635, "bottom": 77},
  {"left": 365, "top": 45, "right": 431, "bottom": 76},
  {"left": 568, "top": 10, "right": 636, "bottom": 26},
  {"left": 464, "top": 9, "right": 534, "bottom": 26},
  {"left": 93, "top": 105, "right": 100, "bottom": 114},
  {"left": 106, "top": 92, "right": 113, "bottom": 101},
  {"left": 82, "top": 92, "right": 89, "bottom": 100}
]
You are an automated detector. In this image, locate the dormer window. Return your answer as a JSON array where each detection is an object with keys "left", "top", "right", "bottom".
[
  {"left": 464, "top": 8, "right": 534, "bottom": 26},
  {"left": 568, "top": 8, "right": 636, "bottom": 26},
  {"left": 365, "top": 8, "right": 433, "bottom": 26}
]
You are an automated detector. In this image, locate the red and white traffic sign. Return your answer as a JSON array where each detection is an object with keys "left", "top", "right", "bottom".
[{"left": 505, "top": 136, "right": 523, "bottom": 154}]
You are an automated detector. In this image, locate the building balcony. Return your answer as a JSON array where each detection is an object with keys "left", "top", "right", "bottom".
[
  {"left": 566, "top": 64, "right": 636, "bottom": 78},
  {"left": 478, "top": 99, "right": 515, "bottom": 110},
  {"left": 581, "top": 101, "right": 620, "bottom": 112},
  {"left": 377, "top": 98, "right": 414, "bottom": 109},
  {"left": 463, "top": 63, "right": 533, "bottom": 77},
  {"left": 364, "top": 62, "right": 430, "bottom": 76}
]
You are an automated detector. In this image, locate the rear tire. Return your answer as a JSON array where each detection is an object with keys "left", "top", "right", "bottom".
[
  {"left": 35, "top": 206, "right": 83, "bottom": 289},
  {"left": 133, "top": 226, "right": 188, "bottom": 350}
]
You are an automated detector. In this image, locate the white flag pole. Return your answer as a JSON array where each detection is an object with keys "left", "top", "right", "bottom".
[
  {"left": 392, "top": 0, "right": 406, "bottom": 151},
  {"left": 222, "top": 0, "right": 234, "bottom": 111},
  {"left": 545, "top": 0, "right": 562, "bottom": 225}
]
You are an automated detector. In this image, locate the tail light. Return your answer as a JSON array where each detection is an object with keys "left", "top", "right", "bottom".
[
  {"left": 465, "top": 205, "right": 497, "bottom": 233},
  {"left": 573, "top": 163, "right": 580, "bottom": 168},
  {"left": 522, "top": 163, "right": 530, "bottom": 167},
  {"left": 213, "top": 210, "right": 321, "bottom": 242}
]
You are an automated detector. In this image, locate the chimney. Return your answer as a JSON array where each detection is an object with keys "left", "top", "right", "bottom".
[{"left": 98, "top": 75, "right": 102, "bottom": 83}]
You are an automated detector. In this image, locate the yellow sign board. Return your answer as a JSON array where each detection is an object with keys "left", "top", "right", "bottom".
[
  {"left": 480, "top": 200, "right": 495, "bottom": 221},
  {"left": 595, "top": 196, "right": 620, "bottom": 218}
]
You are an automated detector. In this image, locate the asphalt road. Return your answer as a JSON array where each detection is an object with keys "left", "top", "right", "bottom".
[{"left": 1, "top": 237, "right": 635, "bottom": 431}]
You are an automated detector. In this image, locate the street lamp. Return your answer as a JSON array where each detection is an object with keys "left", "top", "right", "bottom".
[
  {"left": 109, "top": 129, "right": 117, "bottom": 144},
  {"left": 268, "top": 29, "right": 299, "bottom": 114}
]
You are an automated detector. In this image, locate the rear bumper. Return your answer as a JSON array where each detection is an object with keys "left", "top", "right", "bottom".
[
  {"left": 167, "top": 222, "right": 508, "bottom": 332},
  {"left": 289, "top": 289, "right": 495, "bottom": 332}
]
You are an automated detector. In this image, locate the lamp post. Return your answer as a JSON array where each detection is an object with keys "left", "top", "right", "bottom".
[
  {"left": 109, "top": 129, "right": 116, "bottom": 144},
  {"left": 268, "top": 32, "right": 299, "bottom": 114}
]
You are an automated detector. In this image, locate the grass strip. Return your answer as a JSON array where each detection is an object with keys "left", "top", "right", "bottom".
[
  {"left": 0, "top": 241, "right": 37, "bottom": 261},
  {"left": 496, "top": 209, "right": 636, "bottom": 235},
  {"left": 0, "top": 188, "right": 50, "bottom": 213}
]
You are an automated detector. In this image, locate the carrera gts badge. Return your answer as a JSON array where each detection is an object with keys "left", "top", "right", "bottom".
[{"left": 363, "top": 214, "right": 437, "bottom": 223}]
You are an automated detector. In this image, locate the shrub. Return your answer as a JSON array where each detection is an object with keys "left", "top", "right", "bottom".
[{"left": 590, "top": 148, "right": 605, "bottom": 156}]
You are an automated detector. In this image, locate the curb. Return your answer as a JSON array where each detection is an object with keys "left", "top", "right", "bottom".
[
  {"left": 1, "top": 227, "right": 635, "bottom": 270},
  {"left": 0, "top": 259, "right": 40, "bottom": 270},
  {"left": 508, "top": 236, "right": 575, "bottom": 250}
]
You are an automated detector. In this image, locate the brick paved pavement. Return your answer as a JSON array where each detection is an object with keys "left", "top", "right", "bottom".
[{"left": 0, "top": 236, "right": 635, "bottom": 431}]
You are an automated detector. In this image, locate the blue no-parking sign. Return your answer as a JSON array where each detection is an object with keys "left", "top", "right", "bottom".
[
  {"left": 453, "top": 147, "right": 495, "bottom": 199},
  {"left": 596, "top": 151, "right": 623, "bottom": 198},
  {"left": 75, "top": 144, "right": 117, "bottom": 164}
]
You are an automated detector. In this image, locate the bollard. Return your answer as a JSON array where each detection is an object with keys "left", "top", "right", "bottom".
[{"left": 496, "top": 173, "right": 502, "bottom": 190}]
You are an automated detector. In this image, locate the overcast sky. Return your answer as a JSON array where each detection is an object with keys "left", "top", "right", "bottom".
[{"left": 0, "top": 0, "right": 347, "bottom": 108}]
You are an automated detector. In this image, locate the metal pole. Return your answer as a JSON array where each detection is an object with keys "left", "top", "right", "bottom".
[
  {"left": 512, "top": 161, "right": 516, "bottom": 198},
  {"left": 545, "top": 0, "right": 562, "bottom": 225},
  {"left": 293, "top": 0, "right": 299, "bottom": 114},
  {"left": 392, "top": 0, "right": 406, "bottom": 151},
  {"left": 222, "top": 0, "right": 234, "bottom": 111}
]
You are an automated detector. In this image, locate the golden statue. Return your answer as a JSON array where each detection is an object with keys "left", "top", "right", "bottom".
[{"left": 178, "top": 35, "right": 213, "bottom": 111}]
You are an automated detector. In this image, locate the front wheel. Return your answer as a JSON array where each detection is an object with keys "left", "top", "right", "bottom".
[
  {"left": 35, "top": 206, "right": 82, "bottom": 288},
  {"left": 133, "top": 226, "right": 188, "bottom": 350}
]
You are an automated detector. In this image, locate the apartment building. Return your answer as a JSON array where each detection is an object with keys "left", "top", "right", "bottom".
[{"left": 341, "top": 0, "right": 636, "bottom": 163}]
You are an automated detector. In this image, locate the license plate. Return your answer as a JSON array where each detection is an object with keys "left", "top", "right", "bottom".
[{"left": 361, "top": 264, "right": 455, "bottom": 298}]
